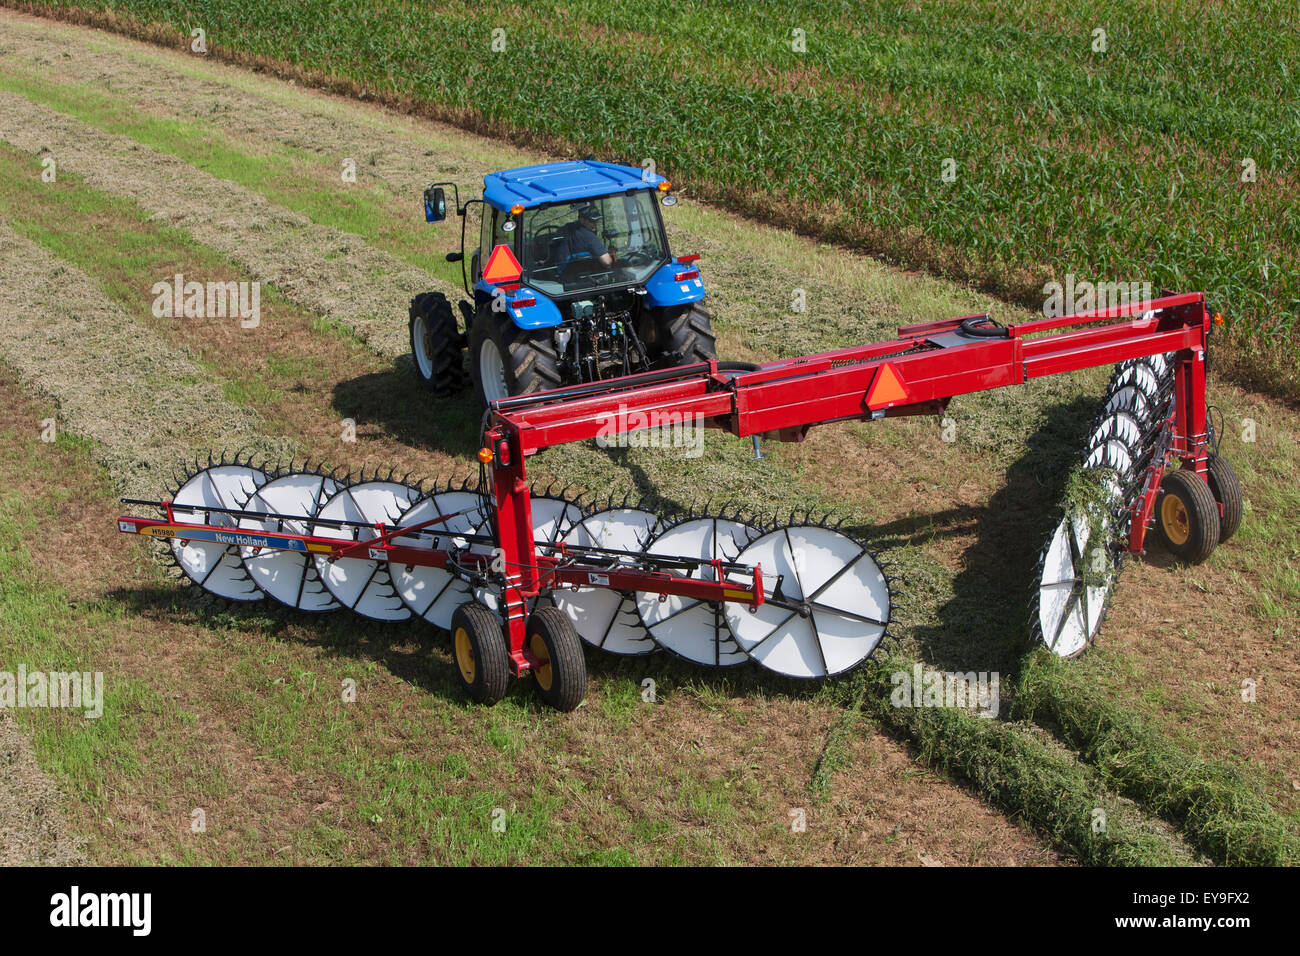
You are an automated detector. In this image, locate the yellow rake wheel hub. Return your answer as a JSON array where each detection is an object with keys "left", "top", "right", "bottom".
[
  {"left": 454, "top": 625, "right": 476, "bottom": 685},
  {"left": 1161, "top": 494, "right": 1191, "bottom": 546},
  {"left": 529, "top": 633, "right": 553, "bottom": 692}
]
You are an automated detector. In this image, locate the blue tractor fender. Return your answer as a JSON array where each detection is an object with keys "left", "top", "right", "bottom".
[
  {"left": 473, "top": 280, "right": 565, "bottom": 330},
  {"left": 643, "top": 260, "right": 707, "bottom": 309}
]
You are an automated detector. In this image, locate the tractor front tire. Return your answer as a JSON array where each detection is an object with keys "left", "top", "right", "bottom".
[
  {"left": 1154, "top": 468, "right": 1220, "bottom": 565},
  {"left": 450, "top": 602, "right": 510, "bottom": 705},
  {"left": 526, "top": 606, "right": 587, "bottom": 712},
  {"left": 1206, "top": 453, "right": 1243, "bottom": 543},
  {"left": 469, "top": 305, "right": 563, "bottom": 409},
  {"left": 659, "top": 304, "right": 717, "bottom": 367},
  {"left": 409, "top": 292, "right": 466, "bottom": 396}
]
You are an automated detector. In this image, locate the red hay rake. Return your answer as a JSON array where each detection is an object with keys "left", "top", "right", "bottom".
[{"left": 117, "top": 292, "right": 1236, "bottom": 709}]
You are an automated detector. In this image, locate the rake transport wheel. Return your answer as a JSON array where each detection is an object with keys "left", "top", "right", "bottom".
[
  {"left": 409, "top": 292, "right": 466, "bottom": 396},
  {"left": 526, "top": 606, "right": 587, "bottom": 712},
  {"left": 450, "top": 602, "right": 510, "bottom": 705},
  {"left": 469, "top": 304, "right": 563, "bottom": 408},
  {"left": 1206, "top": 453, "right": 1243, "bottom": 543},
  {"left": 1154, "top": 468, "right": 1221, "bottom": 564}
]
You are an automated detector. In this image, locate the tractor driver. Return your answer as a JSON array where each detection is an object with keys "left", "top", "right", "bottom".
[{"left": 557, "top": 202, "right": 614, "bottom": 275}]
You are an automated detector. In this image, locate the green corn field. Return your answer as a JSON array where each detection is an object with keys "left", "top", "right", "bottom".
[{"left": 21, "top": 0, "right": 1300, "bottom": 392}]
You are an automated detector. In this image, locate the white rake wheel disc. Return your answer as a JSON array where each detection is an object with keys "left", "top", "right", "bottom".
[
  {"left": 635, "top": 518, "right": 760, "bottom": 667},
  {"left": 724, "top": 526, "right": 890, "bottom": 679},
  {"left": 1036, "top": 505, "right": 1117, "bottom": 658},
  {"left": 312, "top": 481, "right": 419, "bottom": 621},
  {"left": 1086, "top": 410, "right": 1144, "bottom": 455},
  {"left": 475, "top": 495, "right": 587, "bottom": 612},
  {"left": 389, "top": 490, "right": 486, "bottom": 627},
  {"left": 171, "top": 463, "right": 269, "bottom": 601},
  {"left": 1105, "top": 384, "right": 1158, "bottom": 429},
  {"left": 238, "top": 472, "right": 342, "bottom": 612},
  {"left": 1084, "top": 438, "right": 1137, "bottom": 485},
  {"left": 1111, "top": 362, "right": 1163, "bottom": 399},
  {"left": 552, "top": 507, "right": 660, "bottom": 655}
]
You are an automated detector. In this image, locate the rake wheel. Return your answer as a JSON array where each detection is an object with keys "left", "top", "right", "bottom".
[
  {"left": 1206, "top": 454, "right": 1243, "bottom": 544},
  {"left": 1154, "top": 469, "right": 1220, "bottom": 564},
  {"left": 526, "top": 606, "right": 587, "bottom": 712},
  {"left": 450, "top": 602, "right": 510, "bottom": 705}
]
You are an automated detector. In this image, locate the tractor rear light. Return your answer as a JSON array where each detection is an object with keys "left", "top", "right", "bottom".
[
  {"left": 511, "top": 297, "right": 536, "bottom": 309},
  {"left": 676, "top": 254, "right": 700, "bottom": 264},
  {"left": 477, "top": 447, "right": 493, "bottom": 464},
  {"left": 496, "top": 439, "right": 511, "bottom": 465},
  {"left": 500, "top": 283, "right": 522, "bottom": 293},
  {"left": 1213, "top": 312, "right": 1225, "bottom": 327},
  {"left": 674, "top": 269, "right": 699, "bottom": 282}
]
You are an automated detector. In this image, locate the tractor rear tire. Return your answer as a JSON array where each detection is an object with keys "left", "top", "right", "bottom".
[
  {"left": 1154, "top": 468, "right": 1220, "bottom": 565},
  {"left": 450, "top": 602, "right": 510, "bottom": 705},
  {"left": 410, "top": 292, "right": 466, "bottom": 396},
  {"left": 469, "top": 305, "right": 563, "bottom": 409},
  {"left": 525, "top": 606, "right": 587, "bottom": 712},
  {"left": 660, "top": 304, "right": 717, "bottom": 367},
  {"left": 1206, "top": 453, "right": 1243, "bottom": 543}
]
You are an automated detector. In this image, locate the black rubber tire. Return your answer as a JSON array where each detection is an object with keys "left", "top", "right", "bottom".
[
  {"left": 658, "top": 303, "right": 717, "bottom": 366},
  {"left": 409, "top": 292, "right": 466, "bottom": 396},
  {"left": 1206, "top": 453, "right": 1243, "bottom": 543},
  {"left": 525, "top": 606, "right": 587, "bottom": 712},
  {"left": 1154, "top": 468, "right": 1221, "bottom": 564},
  {"left": 468, "top": 304, "right": 564, "bottom": 409},
  {"left": 450, "top": 602, "right": 510, "bottom": 705}
]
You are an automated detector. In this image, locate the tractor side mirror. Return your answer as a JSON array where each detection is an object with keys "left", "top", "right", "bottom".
[
  {"left": 446, "top": 252, "right": 463, "bottom": 263},
  {"left": 423, "top": 186, "right": 447, "bottom": 223}
]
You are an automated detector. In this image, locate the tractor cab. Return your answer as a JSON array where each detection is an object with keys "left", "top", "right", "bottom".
[{"left": 410, "top": 160, "right": 715, "bottom": 408}]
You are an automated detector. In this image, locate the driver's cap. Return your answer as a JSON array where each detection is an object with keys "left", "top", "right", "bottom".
[{"left": 575, "top": 202, "right": 602, "bottom": 222}]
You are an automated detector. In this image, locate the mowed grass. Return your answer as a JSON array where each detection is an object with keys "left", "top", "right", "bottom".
[
  {"left": 17, "top": 0, "right": 1300, "bottom": 395},
  {"left": 3, "top": 131, "right": 1295, "bottom": 865}
]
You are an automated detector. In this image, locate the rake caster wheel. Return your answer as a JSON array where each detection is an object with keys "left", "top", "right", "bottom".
[
  {"left": 450, "top": 602, "right": 510, "bottom": 705},
  {"left": 1206, "top": 453, "right": 1243, "bottom": 544},
  {"left": 526, "top": 606, "right": 587, "bottom": 712},
  {"left": 1154, "top": 469, "right": 1220, "bottom": 564}
]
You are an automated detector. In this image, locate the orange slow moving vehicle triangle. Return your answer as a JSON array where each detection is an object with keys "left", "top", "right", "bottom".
[
  {"left": 482, "top": 243, "right": 523, "bottom": 284},
  {"left": 866, "top": 362, "right": 908, "bottom": 408}
]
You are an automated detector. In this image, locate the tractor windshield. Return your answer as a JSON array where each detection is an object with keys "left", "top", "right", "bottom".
[{"left": 519, "top": 190, "right": 668, "bottom": 297}]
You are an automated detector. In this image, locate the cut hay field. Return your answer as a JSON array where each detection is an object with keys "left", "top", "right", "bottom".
[{"left": 0, "top": 8, "right": 1295, "bottom": 866}]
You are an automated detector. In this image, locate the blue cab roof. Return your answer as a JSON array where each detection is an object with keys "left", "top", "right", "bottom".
[{"left": 482, "top": 160, "right": 666, "bottom": 211}]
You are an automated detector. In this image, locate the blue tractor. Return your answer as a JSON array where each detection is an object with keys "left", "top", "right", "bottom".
[{"left": 410, "top": 160, "right": 716, "bottom": 408}]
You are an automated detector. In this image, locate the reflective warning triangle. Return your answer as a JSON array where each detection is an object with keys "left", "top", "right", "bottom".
[
  {"left": 866, "top": 363, "right": 908, "bottom": 408},
  {"left": 482, "top": 243, "right": 522, "bottom": 284}
]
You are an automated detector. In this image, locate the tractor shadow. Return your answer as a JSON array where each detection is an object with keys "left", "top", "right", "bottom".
[{"left": 332, "top": 358, "right": 482, "bottom": 460}]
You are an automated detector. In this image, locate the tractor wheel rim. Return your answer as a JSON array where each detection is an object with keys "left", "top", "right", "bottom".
[
  {"left": 413, "top": 315, "right": 435, "bottom": 378},
  {"left": 1161, "top": 495, "right": 1190, "bottom": 545},
  {"left": 529, "top": 633, "right": 553, "bottom": 691},
  {"left": 479, "top": 339, "right": 508, "bottom": 404},
  {"left": 454, "top": 626, "right": 476, "bottom": 684}
]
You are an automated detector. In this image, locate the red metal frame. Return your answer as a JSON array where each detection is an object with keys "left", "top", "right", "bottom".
[
  {"left": 118, "top": 293, "right": 1214, "bottom": 679},
  {"left": 480, "top": 293, "right": 1214, "bottom": 674}
]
